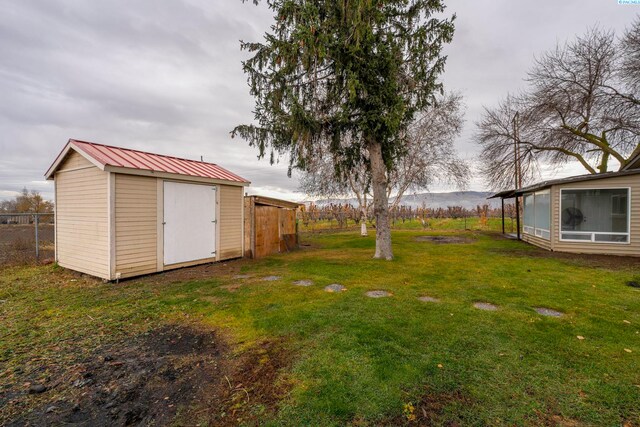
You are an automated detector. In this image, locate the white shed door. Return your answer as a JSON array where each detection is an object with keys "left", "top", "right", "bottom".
[{"left": 163, "top": 181, "right": 216, "bottom": 265}]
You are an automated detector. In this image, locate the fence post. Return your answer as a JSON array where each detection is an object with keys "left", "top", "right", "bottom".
[{"left": 35, "top": 213, "right": 39, "bottom": 260}]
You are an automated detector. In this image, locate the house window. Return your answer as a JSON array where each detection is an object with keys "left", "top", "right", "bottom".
[
  {"left": 560, "top": 188, "right": 630, "bottom": 243},
  {"left": 523, "top": 190, "right": 550, "bottom": 240}
]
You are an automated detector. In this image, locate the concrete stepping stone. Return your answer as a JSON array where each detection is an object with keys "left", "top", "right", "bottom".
[
  {"left": 418, "top": 296, "right": 440, "bottom": 303},
  {"left": 534, "top": 307, "right": 563, "bottom": 317},
  {"left": 324, "top": 284, "right": 346, "bottom": 293},
  {"left": 365, "top": 290, "right": 392, "bottom": 298},
  {"left": 261, "top": 276, "right": 281, "bottom": 281},
  {"left": 473, "top": 302, "right": 498, "bottom": 311},
  {"left": 293, "top": 280, "right": 314, "bottom": 287}
]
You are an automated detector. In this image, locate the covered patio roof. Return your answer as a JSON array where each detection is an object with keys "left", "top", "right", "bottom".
[{"left": 489, "top": 169, "right": 640, "bottom": 200}]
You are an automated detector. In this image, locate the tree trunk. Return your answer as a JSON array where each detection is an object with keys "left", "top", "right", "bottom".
[
  {"left": 367, "top": 139, "right": 393, "bottom": 260},
  {"left": 598, "top": 151, "right": 609, "bottom": 173}
]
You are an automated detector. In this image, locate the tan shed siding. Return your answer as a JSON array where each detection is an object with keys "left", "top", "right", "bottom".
[
  {"left": 219, "top": 185, "right": 243, "bottom": 260},
  {"left": 243, "top": 197, "right": 253, "bottom": 258},
  {"left": 522, "top": 232, "right": 551, "bottom": 251},
  {"left": 115, "top": 174, "right": 158, "bottom": 278},
  {"left": 551, "top": 175, "right": 639, "bottom": 256},
  {"left": 58, "top": 150, "right": 93, "bottom": 170},
  {"left": 55, "top": 155, "right": 109, "bottom": 279}
]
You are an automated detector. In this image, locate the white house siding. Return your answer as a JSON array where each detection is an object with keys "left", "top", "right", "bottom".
[{"left": 551, "top": 175, "right": 639, "bottom": 256}]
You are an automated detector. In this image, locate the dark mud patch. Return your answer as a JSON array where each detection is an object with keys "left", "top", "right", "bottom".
[
  {"left": 3, "top": 325, "right": 292, "bottom": 427},
  {"left": 415, "top": 235, "right": 474, "bottom": 244}
]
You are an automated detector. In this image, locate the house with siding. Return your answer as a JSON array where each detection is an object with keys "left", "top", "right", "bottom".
[
  {"left": 45, "top": 139, "right": 249, "bottom": 280},
  {"left": 491, "top": 169, "right": 639, "bottom": 256}
]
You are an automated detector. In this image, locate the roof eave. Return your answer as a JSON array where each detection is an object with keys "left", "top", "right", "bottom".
[
  {"left": 247, "top": 195, "right": 301, "bottom": 209},
  {"left": 103, "top": 165, "right": 251, "bottom": 186},
  {"left": 44, "top": 139, "right": 107, "bottom": 180}
]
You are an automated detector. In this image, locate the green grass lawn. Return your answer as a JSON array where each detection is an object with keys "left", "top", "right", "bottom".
[{"left": 1, "top": 230, "right": 639, "bottom": 425}]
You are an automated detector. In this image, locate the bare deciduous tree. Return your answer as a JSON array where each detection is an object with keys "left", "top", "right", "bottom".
[
  {"left": 299, "top": 150, "right": 371, "bottom": 223},
  {"left": 300, "top": 93, "right": 469, "bottom": 224},
  {"left": 619, "top": 17, "right": 640, "bottom": 102},
  {"left": 0, "top": 188, "right": 54, "bottom": 214},
  {"left": 477, "top": 94, "right": 541, "bottom": 190},
  {"left": 477, "top": 22, "right": 640, "bottom": 190},
  {"left": 389, "top": 93, "right": 469, "bottom": 209}
]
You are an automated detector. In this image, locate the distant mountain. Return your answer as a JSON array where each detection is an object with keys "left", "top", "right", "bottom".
[
  {"left": 310, "top": 191, "right": 501, "bottom": 209},
  {"left": 397, "top": 191, "right": 500, "bottom": 209}
]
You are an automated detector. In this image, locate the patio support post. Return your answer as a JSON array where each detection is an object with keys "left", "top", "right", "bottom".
[
  {"left": 501, "top": 198, "right": 505, "bottom": 234},
  {"left": 515, "top": 195, "right": 521, "bottom": 240}
]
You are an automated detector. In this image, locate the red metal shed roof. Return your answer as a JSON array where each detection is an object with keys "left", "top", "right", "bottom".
[{"left": 47, "top": 139, "right": 249, "bottom": 184}]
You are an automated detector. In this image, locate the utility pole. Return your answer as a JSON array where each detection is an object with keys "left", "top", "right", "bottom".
[{"left": 513, "top": 112, "right": 521, "bottom": 240}]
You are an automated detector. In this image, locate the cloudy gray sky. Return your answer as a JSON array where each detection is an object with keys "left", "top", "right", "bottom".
[{"left": 0, "top": 0, "right": 636, "bottom": 202}]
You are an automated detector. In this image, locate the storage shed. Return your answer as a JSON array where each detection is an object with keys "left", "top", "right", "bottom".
[
  {"left": 243, "top": 196, "right": 300, "bottom": 259},
  {"left": 45, "top": 139, "right": 250, "bottom": 280},
  {"left": 491, "top": 169, "right": 640, "bottom": 256}
]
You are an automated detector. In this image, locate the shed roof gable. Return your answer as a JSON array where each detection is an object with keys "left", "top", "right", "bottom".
[{"left": 46, "top": 139, "right": 250, "bottom": 184}]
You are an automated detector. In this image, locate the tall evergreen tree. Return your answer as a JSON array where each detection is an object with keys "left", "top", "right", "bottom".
[{"left": 233, "top": 0, "right": 455, "bottom": 259}]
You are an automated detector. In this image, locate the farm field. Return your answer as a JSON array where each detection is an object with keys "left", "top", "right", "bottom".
[{"left": 1, "top": 230, "right": 639, "bottom": 425}]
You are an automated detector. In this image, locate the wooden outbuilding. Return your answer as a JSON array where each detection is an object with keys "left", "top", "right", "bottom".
[
  {"left": 243, "top": 196, "right": 300, "bottom": 259},
  {"left": 45, "top": 139, "right": 250, "bottom": 280}
]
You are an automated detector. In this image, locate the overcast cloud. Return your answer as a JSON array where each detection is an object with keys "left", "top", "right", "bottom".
[{"left": 0, "top": 0, "right": 636, "bottom": 202}]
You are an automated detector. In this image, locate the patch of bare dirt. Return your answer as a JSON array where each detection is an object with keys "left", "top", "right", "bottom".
[
  {"left": 488, "top": 245, "right": 640, "bottom": 270},
  {"left": 415, "top": 235, "right": 475, "bottom": 244},
  {"left": 536, "top": 412, "right": 583, "bottom": 426},
  {"left": 2, "top": 325, "right": 292, "bottom": 427},
  {"left": 384, "top": 389, "right": 474, "bottom": 426},
  {"left": 208, "top": 339, "right": 293, "bottom": 426},
  {"left": 131, "top": 257, "right": 253, "bottom": 285}
]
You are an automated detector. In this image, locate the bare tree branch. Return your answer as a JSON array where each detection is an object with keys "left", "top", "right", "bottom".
[{"left": 477, "top": 22, "right": 640, "bottom": 189}]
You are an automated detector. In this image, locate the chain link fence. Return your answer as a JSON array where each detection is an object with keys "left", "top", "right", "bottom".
[{"left": 0, "top": 213, "right": 55, "bottom": 266}]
